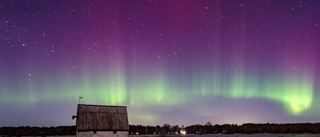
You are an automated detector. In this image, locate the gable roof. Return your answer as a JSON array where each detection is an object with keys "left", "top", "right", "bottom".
[{"left": 76, "top": 104, "right": 129, "bottom": 131}]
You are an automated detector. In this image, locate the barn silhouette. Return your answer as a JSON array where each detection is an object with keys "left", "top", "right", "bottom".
[{"left": 74, "top": 104, "right": 129, "bottom": 137}]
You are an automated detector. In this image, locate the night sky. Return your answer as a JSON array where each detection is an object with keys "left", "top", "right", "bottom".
[{"left": 1, "top": 0, "right": 320, "bottom": 126}]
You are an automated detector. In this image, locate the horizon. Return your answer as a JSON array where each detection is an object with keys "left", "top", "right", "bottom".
[
  {"left": 1, "top": 0, "right": 320, "bottom": 127},
  {"left": 2, "top": 122, "right": 320, "bottom": 128}
]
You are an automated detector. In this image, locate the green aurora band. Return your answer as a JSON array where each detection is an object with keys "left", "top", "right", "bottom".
[{"left": 1, "top": 69, "right": 314, "bottom": 116}]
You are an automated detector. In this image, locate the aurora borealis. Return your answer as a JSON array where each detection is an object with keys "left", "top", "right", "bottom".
[{"left": 1, "top": 0, "right": 320, "bottom": 126}]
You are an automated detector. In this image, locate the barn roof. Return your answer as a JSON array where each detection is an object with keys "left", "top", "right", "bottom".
[{"left": 76, "top": 104, "right": 129, "bottom": 131}]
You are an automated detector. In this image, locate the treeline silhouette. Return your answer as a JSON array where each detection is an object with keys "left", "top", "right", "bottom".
[
  {"left": 0, "top": 126, "right": 75, "bottom": 136},
  {"left": 130, "top": 123, "right": 320, "bottom": 134},
  {"left": 1, "top": 123, "right": 319, "bottom": 136},
  {"left": 185, "top": 123, "right": 320, "bottom": 134}
]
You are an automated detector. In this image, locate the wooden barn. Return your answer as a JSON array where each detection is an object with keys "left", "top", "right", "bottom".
[{"left": 75, "top": 104, "right": 129, "bottom": 137}]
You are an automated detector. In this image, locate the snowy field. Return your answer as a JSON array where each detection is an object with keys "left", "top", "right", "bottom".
[
  {"left": 22, "top": 134, "right": 320, "bottom": 137},
  {"left": 129, "top": 134, "right": 320, "bottom": 137}
]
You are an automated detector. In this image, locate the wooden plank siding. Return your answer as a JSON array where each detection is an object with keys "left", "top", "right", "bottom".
[{"left": 76, "top": 104, "right": 129, "bottom": 131}]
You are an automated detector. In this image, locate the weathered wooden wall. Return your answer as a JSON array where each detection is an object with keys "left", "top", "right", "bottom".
[
  {"left": 76, "top": 104, "right": 129, "bottom": 131},
  {"left": 78, "top": 131, "right": 128, "bottom": 137}
]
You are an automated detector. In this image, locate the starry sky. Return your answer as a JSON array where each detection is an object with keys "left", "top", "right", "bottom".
[{"left": 1, "top": 0, "right": 320, "bottom": 126}]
